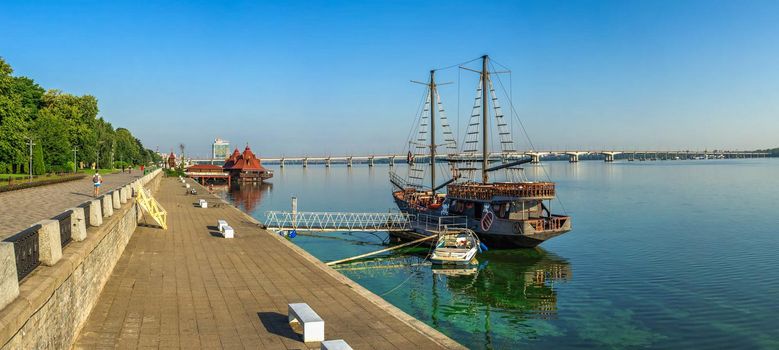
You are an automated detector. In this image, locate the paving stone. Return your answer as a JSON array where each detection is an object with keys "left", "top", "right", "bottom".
[
  {"left": 0, "top": 172, "right": 141, "bottom": 240},
  {"left": 72, "top": 178, "right": 456, "bottom": 349}
]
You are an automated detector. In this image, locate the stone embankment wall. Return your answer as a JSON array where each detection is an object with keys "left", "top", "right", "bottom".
[{"left": 0, "top": 169, "right": 163, "bottom": 349}]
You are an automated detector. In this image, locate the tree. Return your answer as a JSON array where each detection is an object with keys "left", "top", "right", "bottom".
[
  {"left": 0, "top": 57, "right": 153, "bottom": 174},
  {"left": 32, "top": 141, "right": 45, "bottom": 175},
  {"left": 34, "top": 110, "right": 71, "bottom": 168}
]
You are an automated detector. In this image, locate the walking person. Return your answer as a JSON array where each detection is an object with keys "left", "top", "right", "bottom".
[{"left": 92, "top": 172, "right": 103, "bottom": 197}]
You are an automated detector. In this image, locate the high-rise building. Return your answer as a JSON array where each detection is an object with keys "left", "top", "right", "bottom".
[{"left": 212, "top": 138, "right": 230, "bottom": 160}]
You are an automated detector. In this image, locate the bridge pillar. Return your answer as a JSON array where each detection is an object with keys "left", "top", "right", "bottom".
[
  {"left": 568, "top": 153, "right": 579, "bottom": 163},
  {"left": 280, "top": 158, "right": 285, "bottom": 168},
  {"left": 529, "top": 153, "right": 541, "bottom": 163},
  {"left": 389, "top": 156, "right": 395, "bottom": 167},
  {"left": 303, "top": 158, "right": 308, "bottom": 168},
  {"left": 368, "top": 157, "right": 374, "bottom": 167},
  {"left": 347, "top": 157, "right": 352, "bottom": 167},
  {"left": 325, "top": 158, "right": 331, "bottom": 167}
]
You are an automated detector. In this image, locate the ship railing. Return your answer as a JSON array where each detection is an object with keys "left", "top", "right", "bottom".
[
  {"left": 527, "top": 215, "right": 569, "bottom": 232},
  {"left": 447, "top": 182, "right": 556, "bottom": 200},
  {"left": 264, "top": 211, "right": 415, "bottom": 232},
  {"left": 413, "top": 213, "right": 468, "bottom": 233}
]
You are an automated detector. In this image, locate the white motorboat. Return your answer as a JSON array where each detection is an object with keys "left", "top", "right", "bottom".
[{"left": 430, "top": 230, "right": 480, "bottom": 266}]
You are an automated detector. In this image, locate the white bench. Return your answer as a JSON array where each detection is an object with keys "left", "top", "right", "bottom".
[
  {"left": 198, "top": 199, "right": 208, "bottom": 208},
  {"left": 321, "top": 339, "right": 352, "bottom": 350},
  {"left": 223, "top": 226, "right": 234, "bottom": 238},
  {"left": 288, "top": 303, "right": 324, "bottom": 342},
  {"left": 217, "top": 220, "right": 228, "bottom": 232}
]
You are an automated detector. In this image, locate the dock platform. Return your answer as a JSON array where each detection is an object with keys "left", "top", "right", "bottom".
[{"left": 73, "top": 177, "right": 462, "bottom": 349}]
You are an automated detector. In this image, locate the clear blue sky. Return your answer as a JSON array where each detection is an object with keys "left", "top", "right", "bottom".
[{"left": 2, "top": 0, "right": 778, "bottom": 157}]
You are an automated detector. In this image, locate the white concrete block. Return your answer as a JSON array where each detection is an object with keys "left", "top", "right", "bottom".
[
  {"left": 217, "top": 220, "right": 228, "bottom": 232},
  {"left": 288, "top": 303, "right": 325, "bottom": 342},
  {"left": 223, "top": 226, "right": 234, "bottom": 238},
  {"left": 321, "top": 340, "right": 353, "bottom": 350}
]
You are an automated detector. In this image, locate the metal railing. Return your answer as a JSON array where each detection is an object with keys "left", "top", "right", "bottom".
[
  {"left": 412, "top": 213, "right": 468, "bottom": 233},
  {"left": 53, "top": 210, "right": 73, "bottom": 247},
  {"left": 264, "top": 211, "right": 414, "bottom": 232},
  {"left": 6, "top": 225, "right": 41, "bottom": 281}
]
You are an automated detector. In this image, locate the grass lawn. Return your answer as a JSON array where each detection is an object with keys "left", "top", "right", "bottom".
[{"left": 0, "top": 169, "right": 118, "bottom": 183}]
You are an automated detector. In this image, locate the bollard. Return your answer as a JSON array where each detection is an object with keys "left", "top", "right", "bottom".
[
  {"left": 102, "top": 194, "right": 114, "bottom": 217},
  {"left": 89, "top": 199, "right": 103, "bottom": 226},
  {"left": 36, "top": 220, "right": 62, "bottom": 266},
  {"left": 70, "top": 207, "right": 87, "bottom": 241},
  {"left": 0, "top": 242, "right": 19, "bottom": 309},
  {"left": 112, "top": 190, "right": 121, "bottom": 210}
]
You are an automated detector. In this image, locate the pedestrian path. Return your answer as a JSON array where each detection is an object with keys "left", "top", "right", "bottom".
[
  {"left": 73, "top": 177, "right": 462, "bottom": 349},
  {"left": 0, "top": 172, "right": 141, "bottom": 239}
]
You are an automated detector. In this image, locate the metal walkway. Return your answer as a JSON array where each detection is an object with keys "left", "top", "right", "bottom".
[{"left": 264, "top": 211, "right": 414, "bottom": 232}]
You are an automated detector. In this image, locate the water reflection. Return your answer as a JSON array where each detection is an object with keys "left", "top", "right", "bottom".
[
  {"left": 224, "top": 182, "right": 273, "bottom": 213},
  {"left": 334, "top": 247, "right": 571, "bottom": 348},
  {"left": 433, "top": 248, "right": 571, "bottom": 320}
]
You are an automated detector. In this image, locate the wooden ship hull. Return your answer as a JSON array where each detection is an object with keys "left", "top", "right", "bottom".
[{"left": 391, "top": 183, "right": 571, "bottom": 249}]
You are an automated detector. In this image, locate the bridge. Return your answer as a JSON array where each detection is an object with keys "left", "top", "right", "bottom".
[{"left": 192, "top": 150, "right": 770, "bottom": 166}]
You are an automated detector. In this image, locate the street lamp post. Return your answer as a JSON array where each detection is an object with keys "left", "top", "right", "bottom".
[{"left": 26, "top": 137, "right": 35, "bottom": 182}]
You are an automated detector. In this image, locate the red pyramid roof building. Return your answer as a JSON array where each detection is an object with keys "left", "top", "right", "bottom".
[{"left": 223, "top": 146, "right": 267, "bottom": 172}]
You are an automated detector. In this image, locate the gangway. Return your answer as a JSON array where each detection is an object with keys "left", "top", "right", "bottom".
[{"left": 264, "top": 211, "right": 414, "bottom": 232}]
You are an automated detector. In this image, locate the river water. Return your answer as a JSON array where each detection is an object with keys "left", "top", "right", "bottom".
[{"left": 219, "top": 159, "right": 779, "bottom": 349}]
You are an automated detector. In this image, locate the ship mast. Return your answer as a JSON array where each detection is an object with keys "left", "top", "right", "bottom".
[
  {"left": 481, "top": 55, "right": 489, "bottom": 184},
  {"left": 429, "top": 70, "right": 436, "bottom": 195}
]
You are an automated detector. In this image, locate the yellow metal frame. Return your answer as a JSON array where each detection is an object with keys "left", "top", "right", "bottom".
[{"left": 135, "top": 184, "right": 168, "bottom": 230}]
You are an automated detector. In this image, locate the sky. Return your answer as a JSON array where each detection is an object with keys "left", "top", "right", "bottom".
[{"left": 2, "top": 0, "right": 778, "bottom": 158}]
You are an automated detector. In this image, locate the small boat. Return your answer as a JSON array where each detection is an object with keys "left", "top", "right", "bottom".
[{"left": 430, "top": 230, "right": 480, "bottom": 266}]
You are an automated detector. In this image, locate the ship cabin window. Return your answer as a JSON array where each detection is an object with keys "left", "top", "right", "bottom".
[
  {"left": 491, "top": 202, "right": 511, "bottom": 219},
  {"left": 508, "top": 200, "right": 542, "bottom": 220},
  {"left": 448, "top": 200, "right": 466, "bottom": 215}
]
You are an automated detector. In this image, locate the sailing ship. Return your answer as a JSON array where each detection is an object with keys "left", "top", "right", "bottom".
[{"left": 389, "top": 55, "right": 571, "bottom": 248}]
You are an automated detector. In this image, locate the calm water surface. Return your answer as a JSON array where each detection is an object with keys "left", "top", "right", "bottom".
[{"left": 220, "top": 159, "right": 779, "bottom": 349}]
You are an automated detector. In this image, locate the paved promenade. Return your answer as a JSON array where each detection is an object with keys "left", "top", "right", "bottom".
[
  {"left": 0, "top": 171, "right": 141, "bottom": 240},
  {"left": 73, "top": 178, "right": 461, "bottom": 349}
]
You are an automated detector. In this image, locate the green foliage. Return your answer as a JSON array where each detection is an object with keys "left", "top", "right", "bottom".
[
  {"left": 32, "top": 141, "right": 45, "bottom": 175},
  {"left": 0, "top": 57, "right": 156, "bottom": 171},
  {"left": 164, "top": 168, "right": 186, "bottom": 177},
  {"left": 34, "top": 110, "right": 71, "bottom": 167}
]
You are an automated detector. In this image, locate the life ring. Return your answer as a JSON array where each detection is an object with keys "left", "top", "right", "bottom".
[{"left": 481, "top": 211, "right": 495, "bottom": 231}]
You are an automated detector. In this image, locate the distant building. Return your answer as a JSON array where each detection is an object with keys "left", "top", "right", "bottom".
[
  {"left": 167, "top": 152, "right": 177, "bottom": 169},
  {"left": 212, "top": 138, "right": 230, "bottom": 160},
  {"left": 223, "top": 145, "right": 273, "bottom": 182}
]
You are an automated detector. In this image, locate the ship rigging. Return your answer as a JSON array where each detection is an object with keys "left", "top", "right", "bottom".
[{"left": 390, "top": 55, "right": 572, "bottom": 248}]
